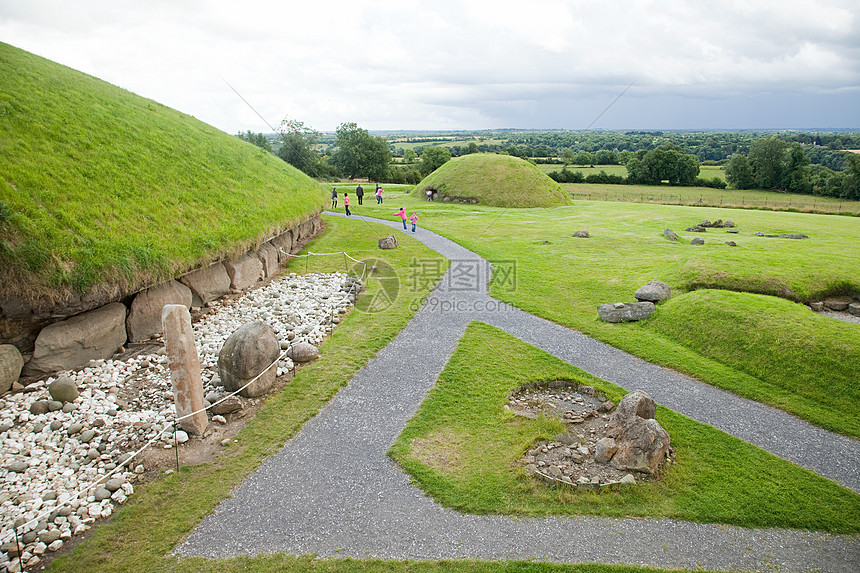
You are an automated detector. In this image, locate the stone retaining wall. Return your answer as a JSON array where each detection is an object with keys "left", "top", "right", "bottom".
[{"left": 0, "top": 214, "right": 323, "bottom": 384}]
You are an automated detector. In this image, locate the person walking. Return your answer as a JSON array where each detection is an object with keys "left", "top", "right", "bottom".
[
  {"left": 394, "top": 207, "right": 407, "bottom": 230},
  {"left": 331, "top": 187, "right": 338, "bottom": 208},
  {"left": 356, "top": 184, "right": 364, "bottom": 205},
  {"left": 344, "top": 193, "right": 351, "bottom": 217},
  {"left": 410, "top": 211, "right": 418, "bottom": 233},
  {"left": 376, "top": 185, "right": 383, "bottom": 204}
]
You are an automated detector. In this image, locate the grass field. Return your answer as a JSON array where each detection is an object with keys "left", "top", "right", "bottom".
[
  {"left": 390, "top": 322, "right": 860, "bottom": 531},
  {"left": 339, "top": 192, "right": 860, "bottom": 437},
  {"left": 0, "top": 42, "right": 326, "bottom": 302}
]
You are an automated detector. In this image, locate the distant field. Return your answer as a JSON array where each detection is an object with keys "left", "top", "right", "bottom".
[{"left": 536, "top": 163, "right": 726, "bottom": 181}]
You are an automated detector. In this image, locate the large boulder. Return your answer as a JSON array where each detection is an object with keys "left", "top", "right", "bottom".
[
  {"left": 180, "top": 262, "right": 231, "bottom": 307},
  {"left": 597, "top": 302, "right": 655, "bottom": 323},
  {"left": 25, "top": 303, "right": 127, "bottom": 376},
  {"left": 287, "top": 342, "right": 319, "bottom": 363},
  {"left": 378, "top": 236, "right": 398, "bottom": 250},
  {"left": 634, "top": 281, "right": 671, "bottom": 303},
  {"left": 270, "top": 230, "right": 294, "bottom": 264},
  {"left": 257, "top": 242, "right": 280, "bottom": 278},
  {"left": 223, "top": 253, "right": 263, "bottom": 291},
  {"left": 597, "top": 390, "right": 670, "bottom": 475},
  {"left": 126, "top": 281, "right": 193, "bottom": 342},
  {"left": 0, "top": 344, "right": 24, "bottom": 393},
  {"left": 217, "top": 321, "right": 280, "bottom": 398},
  {"left": 663, "top": 229, "right": 678, "bottom": 241}
]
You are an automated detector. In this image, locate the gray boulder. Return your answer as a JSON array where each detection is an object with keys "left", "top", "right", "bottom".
[
  {"left": 287, "top": 342, "right": 320, "bottom": 363},
  {"left": 662, "top": 229, "right": 678, "bottom": 241},
  {"left": 0, "top": 344, "right": 24, "bottom": 394},
  {"left": 686, "top": 226, "right": 706, "bottom": 232},
  {"left": 597, "top": 302, "right": 655, "bottom": 323},
  {"left": 49, "top": 375, "right": 80, "bottom": 403},
  {"left": 634, "top": 281, "right": 671, "bottom": 303},
  {"left": 26, "top": 303, "right": 127, "bottom": 376},
  {"left": 270, "top": 230, "right": 294, "bottom": 264},
  {"left": 180, "top": 263, "right": 231, "bottom": 307},
  {"left": 572, "top": 230, "right": 590, "bottom": 238},
  {"left": 780, "top": 233, "right": 809, "bottom": 239},
  {"left": 824, "top": 298, "right": 851, "bottom": 311},
  {"left": 257, "top": 242, "right": 280, "bottom": 278},
  {"left": 849, "top": 303, "right": 860, "bottom": 316},
  {"left": 126, "top": 281, "right": 193, "bottom": 343},
  {"left": 224, "top": 253, "right": 264, "bottom": 291},
  {"left": 378, "top": 236, "right": 398, "bottom": 250},
  {"left": 691, "top": 237, "right": 705, "bottom": 245},
  {"left": 218, "top": 321, "right": 280, "bottom": 398},
  {"left": 600, "top": 389, "right": 670, "bottom": 475}
]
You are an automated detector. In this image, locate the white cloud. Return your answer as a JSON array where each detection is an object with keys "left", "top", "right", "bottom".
[{"left": 1, "top": 0, "right": 858, "bottom": 131}]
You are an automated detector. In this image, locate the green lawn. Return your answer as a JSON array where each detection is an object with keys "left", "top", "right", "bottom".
[
  {"left": 390, "top": 322, "right": 860, "bottom": 532},
  {"left": 347, "top": 193, "right": 860, "bottom": 437}
]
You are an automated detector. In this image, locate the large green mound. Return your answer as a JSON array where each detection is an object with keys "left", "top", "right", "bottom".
[
  {"left": 0, "top": 43, "right": 326, "bottom": 302},
  {"left": 648, "top": 289, "right": 860, "bottom": 436},
  {"left": 415, "top": 153, "right": 569, "bottom": 208}
]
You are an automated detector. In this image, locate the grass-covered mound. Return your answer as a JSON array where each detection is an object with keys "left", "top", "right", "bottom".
[
  {"left": 0, "top": 42, "right": 327, "bottom": 302},
  {"left": 647, "top": 289, "right": 860, "bottom": 436},
  {"left": 414, "top": 153, "right": 569, "bottom": 208},
  {"left": 390, "top": 322, "right": 860, "bottom": 532}
]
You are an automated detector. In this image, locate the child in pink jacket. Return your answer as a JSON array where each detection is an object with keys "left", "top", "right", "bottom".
[
  {"left": 410, "top": 212, "right": 418, "bottom": 232},
  {"left": 394, "top": 207, "right": 407, "bottom": 230}
]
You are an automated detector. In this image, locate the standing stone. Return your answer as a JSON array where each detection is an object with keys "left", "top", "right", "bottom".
[
  {"left": 0, "top": 344, "right": 24, "bottom": 393},
  {"left": 634, "top": 281, "right": 671, "bottom": 303},
  {"left": 663, "top": 229, "right": 678, "bottom": 241},
  {"left": 126, "top": 281, "right": 193, "bottom": 343},
  {"left": 218, "top": 321, "right": 279, "bottom": 398},
  {"left": 25, "top": 303, "right": 127, "bottom": 376},
  {"left": 378, "top": 236, "right": 398, "bottom": 250},
  {"left": 257, "top": 242, "right": 280, "bottom": 278},
  {"left": 161, "top": 305, "right": 208, "bottom": 435},
  {"left": 223, "top": 253, "right": 264, "bottom": 291},
  {"left": 179, "top": 263, "right": 231, "bottom": 307},
  {"left": 601, "top": 390, "right": 670, "bottom": 475}
]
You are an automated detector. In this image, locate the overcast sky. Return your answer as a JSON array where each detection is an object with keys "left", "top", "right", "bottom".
[{"left": 2, "top": 0, "right": 859, "bottom": 134}]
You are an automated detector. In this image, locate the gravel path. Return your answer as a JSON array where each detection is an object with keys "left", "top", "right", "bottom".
[{"left": 177, "top": 212, "right": 859, "bottom": 572}]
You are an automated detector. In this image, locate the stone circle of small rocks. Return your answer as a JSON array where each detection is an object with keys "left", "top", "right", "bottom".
[
  {"left": 509, "top": 382, "right": 675, "bottom": 491},
  {"left": 0, "top": 271, "right": 358, "bottom": 570}
]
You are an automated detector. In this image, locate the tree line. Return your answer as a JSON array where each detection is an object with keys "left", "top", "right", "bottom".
[{"left": 236, "top": 124, "right": 859, "bottom": 198}]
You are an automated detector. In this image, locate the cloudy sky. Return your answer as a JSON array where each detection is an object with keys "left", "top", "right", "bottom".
[{"left": 2, "top": 0, "right": 859, "bottom": 134}]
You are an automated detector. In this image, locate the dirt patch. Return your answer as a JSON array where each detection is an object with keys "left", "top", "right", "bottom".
[
  {"left": 508, "top": 381, "right": 675, "bottom": 490},
  {"left": 409, "top": 428, "right": 469, "bottom": 475}
]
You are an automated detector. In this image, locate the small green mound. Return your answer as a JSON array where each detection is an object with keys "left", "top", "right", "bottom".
[
  {"left": 648, "top": 289, "right": 860, "bottom": 436},
  {"left": 415, "top": 153, "right": 569, "bottom": 208},
  {"left": 0, "top": 42, "right": 326, "bottom": 302}
]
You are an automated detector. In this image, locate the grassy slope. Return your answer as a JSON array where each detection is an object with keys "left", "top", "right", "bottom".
[
  {"left": 390, "top": 322, "right": 860, "bottom": 532},
  {"left": 352, "top": 192, "right": 860, "bottom": 437},
  {"left": 0, "top": 42, "right": 326, "bottom": 300},
  {"left": 414, "top": 154, "right": 569, "bottom": 208}
]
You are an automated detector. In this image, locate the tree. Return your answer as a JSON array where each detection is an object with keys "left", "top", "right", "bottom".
[
  {"left": 725, "top": 154, "right": 755, "bottom": 189},
  {"left": 574, "top": 151, "right": 594, "bottom": 165},
  {"left": 783, "top": 143, "right": 812, "bottom": 193},
  {"left": 749, "top": 137, "right": 787, "bottom": 189},
  {"left": 629, "top": 145, "right": 699, "bottom": 186},
  {"left": 419, "top": 146, "right": 452, "bottom": 176},
  {"left": 237, "top": 130, "right": 272, "bottom": 153},
  {"left": 560, "top": 148, "right": 576, "bottom": 165},
  {"left": 330, "top": 122, "right": 391, "bottom": 180},
  {"left": 276, "top": 118, "right": 332, "bottom": 178},
  {"left": 402, "top": 149, "right": 418, "bottom": 164}
]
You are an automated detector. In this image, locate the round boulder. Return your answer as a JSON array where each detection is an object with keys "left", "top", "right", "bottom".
[
  {"left": 287, "top": 342, "right": 320, "bottom": 363},
  {"left": 48, "top": 375, "right": 80, "bottom": 403},
  {"left": 378, "top": 236, "right": 398, "bottom": 250},
  {"left": 0, "top": 344, "right": 24, "bottom": 394},
  {"left": 218, "top": 321, "right": 280, "bottom": 398},
  {"left": 634, "top": 280, "right": 671, "bottom": 303}
]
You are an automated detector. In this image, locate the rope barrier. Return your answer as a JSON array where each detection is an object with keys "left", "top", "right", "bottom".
[{"left": 2, "top": 251, "right": 366, "bottom": 551}]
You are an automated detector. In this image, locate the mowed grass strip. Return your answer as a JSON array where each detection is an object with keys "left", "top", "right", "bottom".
[
  {"left": 390, "top": 198, "right": 860, "bottom": 437},
  {"left": 0, "top": 42, "right": 326, "bottom": 299},
  {"left": 47, "top": 216, "right": 447, "bottom": 572},
  {"left": 390, "top": 322, "right": 860, "bottom": 532}
]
